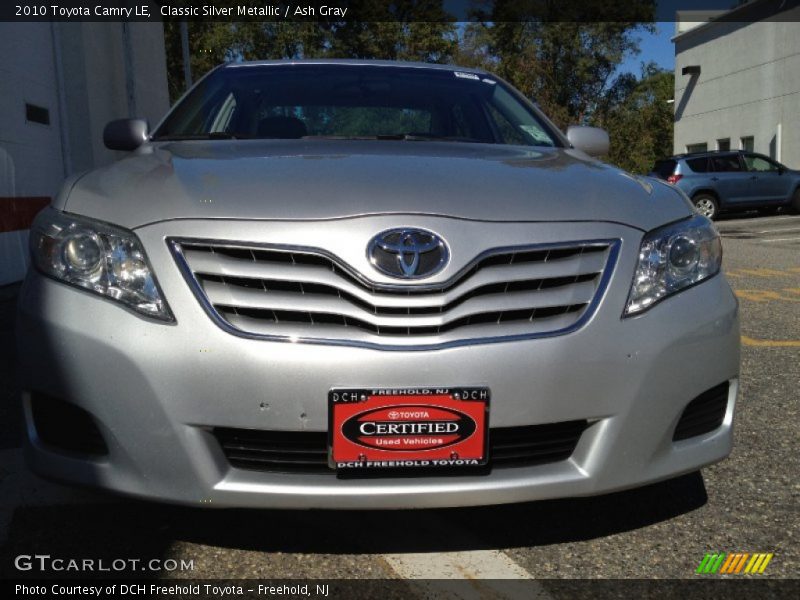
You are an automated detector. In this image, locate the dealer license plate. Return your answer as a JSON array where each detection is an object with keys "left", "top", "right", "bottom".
[{"left": 328, "top": 387, "right": 489, "bottom": 471}]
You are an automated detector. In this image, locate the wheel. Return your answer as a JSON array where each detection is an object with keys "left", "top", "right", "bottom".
[
  {"left": 791, "top": 188, "right": 800, "bottom": 214},
  {"left": 693, "top": 194, "right": 719, "bottom": 220}
]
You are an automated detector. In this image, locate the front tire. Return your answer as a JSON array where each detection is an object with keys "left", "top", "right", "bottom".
[{"left": 693, "top": 194, "right": 719, "bottom": 220}]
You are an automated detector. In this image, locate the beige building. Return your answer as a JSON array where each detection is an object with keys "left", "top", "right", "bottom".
[
  {"left": 673, "top": 2, "right": 800, "bottom": 167},
  {"left": 0, "top": 22, "right": 169, "bottom": 284}
]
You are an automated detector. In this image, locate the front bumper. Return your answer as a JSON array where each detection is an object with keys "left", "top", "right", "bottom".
[{"left": 16, "top": 218, "right": 740, "bottom": 509}]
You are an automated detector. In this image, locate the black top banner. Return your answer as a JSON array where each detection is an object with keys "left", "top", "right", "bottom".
[{"left": 3, "top": 0, "right": 800, "bottom": 23}]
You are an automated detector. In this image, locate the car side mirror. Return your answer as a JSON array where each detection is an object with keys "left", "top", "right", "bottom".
[
  {"left": 103, "top": 118, "right": 149, "bottom": 151},
  {"left": 566, "top": 126, "right": 610, "bottom": 158}
]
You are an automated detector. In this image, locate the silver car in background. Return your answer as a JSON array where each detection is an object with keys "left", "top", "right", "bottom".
[{"left": 17, "top": 60, "right": 740, "bottom": 508}]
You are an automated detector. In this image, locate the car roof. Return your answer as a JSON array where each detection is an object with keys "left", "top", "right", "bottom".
[
  {"left": 666, "top": 150, "right": 772, "bottom": 161},
  {"left": 223, "top": 58, "right": 489, "bottom": 75}
]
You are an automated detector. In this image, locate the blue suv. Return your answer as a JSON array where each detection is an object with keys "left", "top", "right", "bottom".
[{"left": 651, "top": 151, "right": 800, "bottom": 219}]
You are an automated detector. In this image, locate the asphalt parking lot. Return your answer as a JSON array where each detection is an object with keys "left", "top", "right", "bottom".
[{"left": 1, "top": 212, "right": 798, "bottom": 593}]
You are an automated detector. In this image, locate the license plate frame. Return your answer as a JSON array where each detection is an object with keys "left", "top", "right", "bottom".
[{"left": 328, "top": 387, "right": 490, "bottom": 472}]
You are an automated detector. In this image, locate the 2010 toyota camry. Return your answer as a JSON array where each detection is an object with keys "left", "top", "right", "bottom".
[{"left": 16, "top": 60, "right": 740, "bottom": 508}]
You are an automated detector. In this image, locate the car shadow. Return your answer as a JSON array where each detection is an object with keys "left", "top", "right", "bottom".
[
  {"left": 0, "top": 470, "right": 707, "bottom": 578},
  {"left": 715, "top": 208, "right": 790, "bottom": 222},
  {"left": 174, "top": 471, "right": 709, "bottom": 553},
  {"left": 0, "top": 283, "right": 23, "bottom": 451}
]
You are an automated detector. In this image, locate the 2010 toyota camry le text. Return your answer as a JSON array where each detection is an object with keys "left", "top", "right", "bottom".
[{"left": 16, "top": 60, "right": 740, "bottom": 509}]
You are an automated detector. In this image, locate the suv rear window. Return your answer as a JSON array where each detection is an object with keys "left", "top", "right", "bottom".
[
  {"left": 685, "top": 157, "right": 710, "bottom": 172},
  {"left": 652, "top": 160, "right": 676, "bottom": 179}
]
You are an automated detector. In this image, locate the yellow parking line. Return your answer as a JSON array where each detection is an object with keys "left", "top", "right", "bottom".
[
  {"left": 726, "top": 268, "right": 800, "bottom": 278},
  {"left": 734, "top": 290, "right": 800, "bottom": 302},
  {"left": 734, "top": 268, "right": 791, "bottom": 278},
  {"left": 741, "top": 336, "right": 800, "bottom": 347}
]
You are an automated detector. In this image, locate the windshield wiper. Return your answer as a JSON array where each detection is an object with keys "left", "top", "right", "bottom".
[
  {"left": 376, "top": 134, "right": 485, "bottom": 142},
  {"left": 301, "top": 134, "right": 484, "bottom": 143}
]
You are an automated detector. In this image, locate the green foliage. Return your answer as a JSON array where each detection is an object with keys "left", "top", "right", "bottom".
[
  {"left": 162, "top": 0, "right": 672, "bottom": 174},
  {"left": 448, "top": 11, "right": 674, "bottom": 173},
  {"left": 162, "top": 2, "right": 457, "bottom": 102},
  {"left": 594, "top": 63, "right": 675, "bottom": 174},
  {"left": 455, "top": 21, "right": 654, "bottom": 129}
]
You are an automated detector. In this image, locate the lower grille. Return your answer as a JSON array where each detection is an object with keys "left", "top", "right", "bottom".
[
  {"left": 489, "top": 421, "right": 590, "bottom": 468},
  {"left": 673, "top": 382, "right": 729, "bottom": 441},
  {"left": 216, "top": 429, "right": 329, "bottom": 474},
  {"left": 30, "top": 393, "right": 108, "bottom": 456},
  {"left": 213, "top": 420, "right": 590, "bottom": 474}
]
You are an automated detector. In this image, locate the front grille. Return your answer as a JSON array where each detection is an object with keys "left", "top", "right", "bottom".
[
  {"left": 30, "top": 393, "right": 108, "bottom": 456},
  {"left": 213, "top": 420, "right": 590, "bottom": 475},
  {"left": 173, "top": 239, "right": 616, "bottom": 348},
  {"left": 673, "top": 382, "right": 729, "bottom": 441}
]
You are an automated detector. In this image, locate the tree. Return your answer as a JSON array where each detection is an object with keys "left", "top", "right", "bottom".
[
  {"left": 455, "top": 18, "right": 655, "bottom": 129},
  {"left": 160, "top": 0, "right": 671, "bottom": 174},
  {"left": 163, "top": 2, "right": 457, "bottom": 102},
  {"left": 595, "top": 63, "right": 674, "bottom": 174}
]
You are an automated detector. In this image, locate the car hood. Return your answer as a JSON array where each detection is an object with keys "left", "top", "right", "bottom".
[{"left": 61, "top": 140, "right": 692, "bottom": 231}]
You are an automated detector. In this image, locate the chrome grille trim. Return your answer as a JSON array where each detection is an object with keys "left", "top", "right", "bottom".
[
  {"left": 169, "top": 238, "right": 620, "bottom": 351},
  {"left": 181, "top": 247, "right": 609, "bottom": 308}
]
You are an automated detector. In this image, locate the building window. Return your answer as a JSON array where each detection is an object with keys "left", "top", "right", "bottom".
[
  {"left": 25, "top": 103, "right": 50, "bottom": 126},
  {"left": 686, "top": 143, "right": 707, "bottom": 154},
  {"left": 716, "top": 138, "right": 730, "bottom": 151},
  {"left": 740, "top": 136, "right": 754, "bottom": 152}
]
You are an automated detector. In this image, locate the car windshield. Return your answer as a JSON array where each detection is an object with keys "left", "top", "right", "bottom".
[{"left": 152, "top": 64, "right": 561, "bottom": 147}]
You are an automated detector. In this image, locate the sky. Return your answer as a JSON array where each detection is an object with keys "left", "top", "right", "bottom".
[{"left": 620, "top": 22, "right": 676, "bottom": 77}]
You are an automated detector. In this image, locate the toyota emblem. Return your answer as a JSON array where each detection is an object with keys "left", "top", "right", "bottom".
[{"left": 367, "top": 228, "right": 449, "bottom": 279}]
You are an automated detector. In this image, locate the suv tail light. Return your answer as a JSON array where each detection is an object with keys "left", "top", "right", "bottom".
[{"left": 667, "top": 174, "right": 683, "bottom": 184}]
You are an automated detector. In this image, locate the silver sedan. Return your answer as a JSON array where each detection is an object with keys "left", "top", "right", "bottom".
[{"left": 17, "top": 60, "right": 739, "bottom": 508}]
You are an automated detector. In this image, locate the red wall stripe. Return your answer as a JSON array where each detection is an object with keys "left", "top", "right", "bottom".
[{"left": 0, "top": 197, "right": 51, "bottom": 233}]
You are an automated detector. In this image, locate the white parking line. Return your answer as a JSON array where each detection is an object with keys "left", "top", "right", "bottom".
[
  {"left": 726, "top": 215, "right": 800, "bottom": 225},
  {"left": 762, "top": 237, "right": 800, "bottom": 243},
  {"left": 754, "top": 227, "right": 800, "bottom": 234},
  {"left": 382, "top": 550, "right": 553, "bottom": 599}
]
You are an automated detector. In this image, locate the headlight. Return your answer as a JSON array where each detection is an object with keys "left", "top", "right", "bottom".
[
  {"left": 30, "top": 208, "right": 173, "bottom": 321},
  {"left": 624, "top": 214, "right": 722, "bottom": 316}
]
